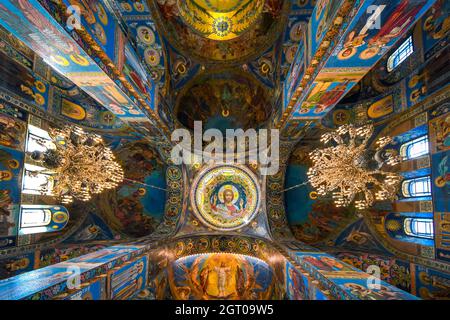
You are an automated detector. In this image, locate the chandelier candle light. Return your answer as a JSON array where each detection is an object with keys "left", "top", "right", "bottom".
[
  {"left": 307, "top": 124, "right": 402, "bottom": 210},
  {"left": 29, "top": 126, "right": 124, "bottom": 204}
]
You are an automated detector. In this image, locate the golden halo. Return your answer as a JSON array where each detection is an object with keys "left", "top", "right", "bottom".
[
  {"left": 408, "top": 75, "right": 421, "bottom": 88},
  {"left": 70, "top": 54, "right": 90, "bottom": 66},
  {"left": 218, "top": 184, "right": 240, "bottom": 204},
  {"left": 309, "top": 191, "right": 318, "bottom": 200},
  {"left": 337, "top": 47, "right": 357, "bottom": 60},
  {"left": 0, "top": 170, "right": 13, "bottom": 181},
  {"left": 35, "top": 81, "right": 46, "bottom": 93},
  {"left": 137, "top": 26, "right": 155, "bottom": 45},
  {"left": 359, "top": 46, "right": 380, "bottom": 60},
  {"left": 410, "top": 90, "right": 421, "bottom": 103},
  {"left": 260, "top": 62, "right": 271, "bottom": 75},
  {"left": 145, "top": 48, "right": 160, "bottom": 67},
  {"left": 34, "top": 94, "right": 45, "bottom": 106},
  {"left": 121, "top": 2, "right": 132, "bottom": 12},
  {"left": 50, "top": 55, "right": 70, "bottom": 67},
  {"left": 435, "top": 176, "right": 446, "bottom": 188},
  {"left": 94, "top": 23, "right": 107, "bottom": 45},
  {"left": 97, "top": 3, "right": 108, "bottom": 25},
  {"left": 191, "top": 164, "right": 260, "bottom": 231},
  {"left": 8, "top": 159, "right": 19, "bottom": 169},
  {"left": 134, "top": 2, "right": 145, "bottom": 12}
]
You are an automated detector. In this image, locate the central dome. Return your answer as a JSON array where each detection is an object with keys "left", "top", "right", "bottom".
[
  {"left": 178, "top": 0, "right": 264, "bottom": 40},
  {"left": 151, "top": 0, "right": 288, "bottom": 63},
  {"left": 191, "top": 164, "right": 261, "bottom": 231}
]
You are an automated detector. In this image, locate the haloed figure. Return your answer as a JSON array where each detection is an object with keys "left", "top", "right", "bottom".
[
  {"left": 214, "top": 262, "right": 231, "bottom": 298},
  {"left": 211, "top": 188, "right": 245, "bottom": 218}
]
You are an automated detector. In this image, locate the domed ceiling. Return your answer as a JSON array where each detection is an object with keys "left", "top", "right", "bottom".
[
  {"left": 150, "top": 0, "right": 288, "bottom": 63},
  {"left": 175, "top": 71, "right": 273, "bottom": 132},
  {"left": 178, "top": 0, "right": 264, "bottom": 41}
]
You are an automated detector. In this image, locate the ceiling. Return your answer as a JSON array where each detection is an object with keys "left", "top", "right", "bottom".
[
  {"left": 175, "top": 70, "right": 273, "bottom": 132},
  {"left": 149, "top": 0, "right": 289, "bottom": 63}
]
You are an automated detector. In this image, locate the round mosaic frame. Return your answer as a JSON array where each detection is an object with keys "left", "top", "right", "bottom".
[{"left": 190, "top": 164, "right": 261, "bottom": 231}]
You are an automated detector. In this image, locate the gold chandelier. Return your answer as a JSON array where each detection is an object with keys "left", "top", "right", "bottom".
[
  {"left": 29, "top": 126, "right": 124, "bottom": 204},
  {"left": 307, "top": 124, "right": 402, "bottom": 210}
]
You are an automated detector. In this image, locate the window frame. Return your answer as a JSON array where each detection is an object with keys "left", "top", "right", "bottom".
[
  {"left": 404, "top": 218, "right": 434, "bottom": 239},
  {"left": 401, "top": 176, "right": 432, "bottom": 198},
  {"left": 19, "top": 207, "right": 52, "bottom": 228},
  {"left": 387, "top": 36, "right": 414, "bottom": 72},
  {"left": 400, "top": 135, "right": 430, "bottom": 160},
  {"left": 22, "top": 164, "right": 55, "bottom": 195},
  {"left": 25, "top": 124, "right": 55, "bottom": 153}
]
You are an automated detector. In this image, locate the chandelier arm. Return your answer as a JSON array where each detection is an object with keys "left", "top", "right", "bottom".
[
  {"left": 277, "top": 181, "right": 310, "bottom": 193},
  {"left": 123, "top": 178, "right": 168, "bottom": 191}
]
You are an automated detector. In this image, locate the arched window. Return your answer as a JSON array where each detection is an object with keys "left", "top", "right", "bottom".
[
  {"left": 26, "top": 124, "right": 55, "bottom": 153},
  {"left": 400, "top": 135, "right": 429, "bottom": 160},
  {"left": 22, "top": 163, "right": 54, "bottom": 195},
  {"left": 404, "top": 218, "right": 434, "bottom": 239},
  {"left": 20, "top": 207, "right": 52, "bottom": 228},
  {"left": 387, "top": 36, "right": 413, "bottom": 72},
  {"left": 402, "top": 176, "right": 431, "bottom": 197},
  {"left": 18, "top": 205, "right": 69, "bottom": 235}
]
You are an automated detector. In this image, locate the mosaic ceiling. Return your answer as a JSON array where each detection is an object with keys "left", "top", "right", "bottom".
[
  {"left": 0, "top": 0, "right": 448, "bottom": 301},
  {"left": 149, "top": 0, "right": 289, "bottom": 63},
  {"left": 175, "top": 70, "right": 273, "bottom": 131},
  {"left": 178, "top": 0, "right": 265, "bottom": 41}
]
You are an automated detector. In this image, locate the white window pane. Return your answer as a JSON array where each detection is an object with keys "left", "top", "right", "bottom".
[
  {"left": 409, "top": 141, "right": 425, "bottom": 157},
  {"left": 20, "top": 227, "right": 49, "bottom": 235},
  {"left": 28, "top": 125, "right": 51, "bottom": 139},
  {"left": 416, "top": 221, "right": 427, "bottom": 233},
  {"left": 26, "top": 134, "right": 56, "bottom": 153},
  {"left": 22, "top": 164, "right": 54, "bottom": 195},
  {"left": 26, "top": 125, "right": 56, "bottom": 153},
  {"left": 20, "top": 209, "right": 51, "bottom": 227},
  {"left": 413, "top": 179, "right": 428, "bottom": 193},
  {"left": 401, "top": 135, "right": 429, "bottom": 160}
]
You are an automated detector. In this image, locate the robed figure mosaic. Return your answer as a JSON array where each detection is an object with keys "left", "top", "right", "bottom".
[{"left": 191, "top": 165, "right": 260, "bottom": 230}]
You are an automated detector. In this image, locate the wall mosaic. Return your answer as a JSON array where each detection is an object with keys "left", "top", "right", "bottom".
[
  {"left": 92, "top": 140, "right": 167, "bottom": 238},
  {"left": 169, "top": 253, "right": 280, "bottom": 300}
]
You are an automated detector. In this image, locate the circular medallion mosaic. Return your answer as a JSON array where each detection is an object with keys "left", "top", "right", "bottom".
[{"left": 191, "top": 164, "right": 260, "bottom": 231}]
